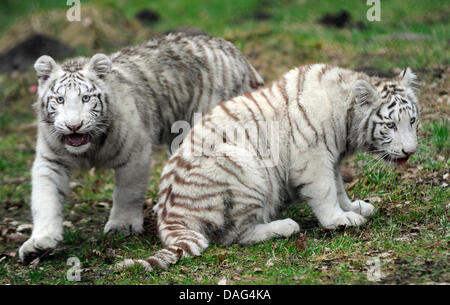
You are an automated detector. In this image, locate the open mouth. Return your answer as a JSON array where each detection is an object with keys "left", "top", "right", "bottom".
[
  {"left": 63, "top": 133, "right": 91, "bottom": 147},
  {"left": 383, "top": 154, "right": 409, "bottom": 165}
]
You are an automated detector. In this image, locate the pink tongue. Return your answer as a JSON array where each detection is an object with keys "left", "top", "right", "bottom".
[{"left": 67, "top": 134, "right": 86, "bottom": 146}]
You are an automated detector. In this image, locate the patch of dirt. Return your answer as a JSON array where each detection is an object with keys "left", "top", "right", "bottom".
[
  {"left": 381, "top": 258, "right": 449, "bottom": 284},
  {"left": 318, "top": 10, "right": 365, "bottom": 30},
  {"left": 0, "top": 34, "right": 74, "bottom": 73},
  {"left": 253, "top": 10, "right": 272, "bottom": 21},
  {"left": 232, "top": 0, "right": 275, "bottom": 24},
  {"left": 135, "top": 8, "right": 160, "bottom": 25},
  {"left": 0, "top": 4, "right": 152, "bottom": 58},
  {"left": 341, "top": 166, "right": 355, "bottom": 183}
]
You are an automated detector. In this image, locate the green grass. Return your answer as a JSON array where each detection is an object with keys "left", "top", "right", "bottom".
[
  {"left": 428, "top": 119, "right": 449, "bottom": 153},
  {"left": 0, "top": 1, "right": 61, "bottom": 33},
  {"left": 0, "top": 0, "right": 449, "bottom": 285},
  {"left": 1, "top": 0, "right": 448, "bottom": 71}
]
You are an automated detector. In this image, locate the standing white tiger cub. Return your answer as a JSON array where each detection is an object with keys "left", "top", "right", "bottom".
[
  {"left": 19, "top": 33, "right": 264, "bottom": 262},
  {"left": 118, "top": 64, "right": 420, "bottom": 271}
]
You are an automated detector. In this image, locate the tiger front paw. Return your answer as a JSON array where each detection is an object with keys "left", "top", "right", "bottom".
[
  {"left": 352, "top": 200, "right": 376, "bottom": 217},
  {"left": 19, "top": 234, "right": 62, "bottom": 263},
  {"left": 104, "top": 217, "right": 144, "bottom": 236},
  {"left": 322, "top": 211, "right": 367, "bottom": 229}
]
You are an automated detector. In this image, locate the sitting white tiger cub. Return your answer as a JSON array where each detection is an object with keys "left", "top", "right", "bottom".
[
  {"left": 118, "top": 64, "right": 419, "bottom": 271},
  {"left": 19, "top": 33, "right": 264, "bottom": 262}
]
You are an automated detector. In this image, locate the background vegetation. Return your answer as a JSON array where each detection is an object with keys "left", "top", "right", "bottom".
[{"left": 0, "top": 0, "right": 448, "bottom": 284}]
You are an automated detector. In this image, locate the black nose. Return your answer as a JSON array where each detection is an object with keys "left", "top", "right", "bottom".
[{"left": 66, "top": 122, "right": 82, "bottom": 132}]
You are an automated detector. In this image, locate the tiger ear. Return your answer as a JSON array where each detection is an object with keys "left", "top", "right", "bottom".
[
  {"left": 398, "top": 67, "right": 418, "bottom": 89},
  {"left": 88, "top": 53, "right": 111, "bottom": 79},
  {"left": 34, "top": 55, "right": 57, "bottom": 83},
  {"left": 352, "top": 79, "right": 379, "bottom": 106}
]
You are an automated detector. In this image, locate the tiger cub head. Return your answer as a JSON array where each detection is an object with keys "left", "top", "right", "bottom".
[
  {"left": 353, "top": 68, "right": 420, "bottom": 165},
  {"left": 34, "top": 54, "right": 111, "bottom": 154}
]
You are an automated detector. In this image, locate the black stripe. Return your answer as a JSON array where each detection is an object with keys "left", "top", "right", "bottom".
[
  {"left": 41, "top": 155, "right": 71, "bottom": 172},
  {"left": 387, "top": 101, "right": 397, "bottom": 109}
]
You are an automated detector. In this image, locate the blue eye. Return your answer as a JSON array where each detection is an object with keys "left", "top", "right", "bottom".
[
  {"left": 410, "top": 118, "right": 416, "bottom": 125},
  {"left": 82, "top": 95, "right": 90, "bottom": 103},
  {"left": 57, "top": 97, "right": 64, "bottom": 104},
  {"left": 386, "top": 122, "right": 396, "bottom": 129}
]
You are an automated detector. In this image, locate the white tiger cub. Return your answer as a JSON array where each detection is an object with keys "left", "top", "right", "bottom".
[
  {"left": 117, "top": 64, "right": 419, "bottom": 271},
  {"left": 19, "top": 33, "right": 264, "bottom": 262}
]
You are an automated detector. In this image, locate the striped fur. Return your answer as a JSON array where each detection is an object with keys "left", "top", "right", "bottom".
[
  {"left": 19, "top": 33, "right": 264, "bottom": 262},
  {"left": 118, "top": 64, "right": 420, "bottom": 271}
]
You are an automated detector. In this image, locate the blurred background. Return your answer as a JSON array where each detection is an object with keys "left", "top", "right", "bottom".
[
  {"left": 0, "top": 0, "right": 448, "bottom": 76},
  {"left": 0, "top": 0, "right": 448, "bottom": 131},
  {"left": 0, "top": 0, "right": 448, "bottom": 285}
]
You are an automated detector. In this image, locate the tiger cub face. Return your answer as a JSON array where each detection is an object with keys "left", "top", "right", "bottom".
[
  {"left": 34, "top": 54, "right": 112, "bottom": 154},
  {"left": 353, "top": 68, "right": 420, "bottom": 165}
]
